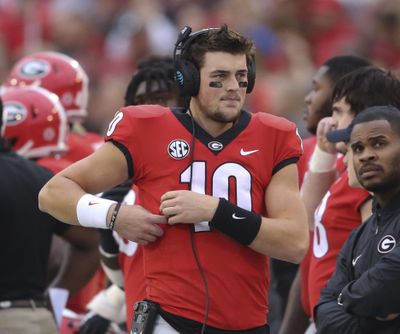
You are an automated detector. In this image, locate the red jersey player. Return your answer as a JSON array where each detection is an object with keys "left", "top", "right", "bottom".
[
  {"left": 280, "top": 55, "right": 371, "bottom": 334},
  {"left": 304, "top": 66, "right": 400, "bottom": 325},
  {"left": 39, "top": 25, "right": 308, "bottom": 333}
]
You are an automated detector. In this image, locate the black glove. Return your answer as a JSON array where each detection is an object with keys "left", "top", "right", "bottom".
[{"left": 78, "top": 314, "right": 111, "bottom": 334}]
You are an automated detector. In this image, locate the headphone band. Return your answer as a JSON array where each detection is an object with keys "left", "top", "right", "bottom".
[{"left": 174, "top": 26, "right": 221, "bottom": 62}]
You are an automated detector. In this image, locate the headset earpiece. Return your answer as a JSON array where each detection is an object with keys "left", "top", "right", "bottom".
[
  {"left": 246, "top": 55, "right": 256, "bottom": 94},
  {"left": 175, "top": 58, "right": 200, "bottom": 97}
]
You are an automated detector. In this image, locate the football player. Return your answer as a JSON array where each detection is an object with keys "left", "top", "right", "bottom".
[
  {"left": 279, "top": 55, "right": 372, "bottom": 334},
  {"left": 304, "top": 66, "right": 400, "bottom": 332},
  {"left": 39, "top": 25, "right": 308, "bottom": 333}
]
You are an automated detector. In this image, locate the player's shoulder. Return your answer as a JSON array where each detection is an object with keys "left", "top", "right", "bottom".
[
  {"left": 252, "top": 112, "right": 297, "bottom": 132},
  {"left": 119, "top": 105, "right": 172, "bottom": 120}
]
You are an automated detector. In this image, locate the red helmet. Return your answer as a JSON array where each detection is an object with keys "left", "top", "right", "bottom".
[
  {"left": 4, "top": 51, "right": 89, "bottom": 122},
  {"left": 1, "top": 86, "right": 68, "bottom": 159}
]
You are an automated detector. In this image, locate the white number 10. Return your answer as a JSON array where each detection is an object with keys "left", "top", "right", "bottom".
[{"left": 180, "top": 161, "right": 252, "bottom": 232}]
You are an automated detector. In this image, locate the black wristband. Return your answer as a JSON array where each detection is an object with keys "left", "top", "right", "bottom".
[
  {"left": 107, "top": 203, "right": 122, "bottom": 230},
  {"left": 209, "top": 198, "right": 262, "bottom": 245}
]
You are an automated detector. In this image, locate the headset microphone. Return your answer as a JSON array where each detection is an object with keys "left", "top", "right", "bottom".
[{"left": 174, "top": 26, "right": 192, "bottom": 56}]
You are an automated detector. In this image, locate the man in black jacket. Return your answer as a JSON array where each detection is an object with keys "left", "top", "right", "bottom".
[
  {"left": 0, "top": 97, "right": 100, "bottom": 333},
  {"left": 315, "top": 105, "right": 400, "bottom": 333}
]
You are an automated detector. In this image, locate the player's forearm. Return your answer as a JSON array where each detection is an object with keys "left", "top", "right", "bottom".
[
  {"left": 39, "top": 174, "right": 88, "bottom": 225},
  {"left": 315, "top": 301, "right": 362, "bottom": 334},
  {"left": 250, "top": 216, "right": 309, "bottom": 263},
  {"left": 301, "top": 170, "right": 336, "bottom": 229}
]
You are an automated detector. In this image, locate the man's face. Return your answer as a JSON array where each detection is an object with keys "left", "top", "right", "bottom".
[
  {"left": 332, "top": 97, "right": 355, "bottom": 152},
  {"left": 195, "top": 51, "right": 247, "bottom": 123},
  {"left": 304, "top": 65, "right": 333, "bottom": 134},
  {"left": 351, "top": 119, "right": 400, "bottom": 193},
  {"left": 343, "top": 148, "right": 362, "bottom": 188}
]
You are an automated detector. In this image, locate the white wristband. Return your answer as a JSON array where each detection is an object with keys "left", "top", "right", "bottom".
[
  {"left": 308, "top": 146, "right": 337, "bottom": 173},
  {"left": 76, "top": 194, "right": 117, "bottom": 229}
]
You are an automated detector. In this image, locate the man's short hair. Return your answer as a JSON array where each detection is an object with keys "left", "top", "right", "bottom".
[
  {"left": 323, "top": 55, "right": 371, "bottom": 85},
  {"left": 332, "top": 66, "right": 400, "bottom": 115},
  {"left": 327, "top": 105, "right": 400, "bottom": 142},
  {"left": 183, "top": 25, "right": 254, "bottom": 70}
]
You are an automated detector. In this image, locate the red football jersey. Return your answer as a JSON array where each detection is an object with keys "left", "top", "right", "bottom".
[
  {"left": 308, "top": 171, "right": 370, "bottom": 316},
  {"left": 105, "top": 105, "right": 302, "bottom": 329},
  {"left": 114, "top": 233, "right": 145, "bottom": 331},
  {"left": 64, "top": 131, "right": 103, "bottom": 163}
]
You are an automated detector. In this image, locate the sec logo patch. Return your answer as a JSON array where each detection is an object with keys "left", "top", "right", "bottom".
[{"left": 168, "top": 139, "right": 190, "bottom": 160}]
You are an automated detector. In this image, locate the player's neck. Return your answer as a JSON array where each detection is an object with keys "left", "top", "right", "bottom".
[{"left": 189, "top": 107, "right": 233, "bottom": 138}]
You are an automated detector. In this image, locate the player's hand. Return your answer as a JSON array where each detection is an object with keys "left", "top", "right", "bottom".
[
  {"left": 78, "top": 313, "right": 111, "bottom": 334},
  {"left": 316, "top": 117, "right": 337, "bottom": 154},
  {"left": 160, "top": 190, "right": 219, "bottom": 225},
  {"left": 113, "top": 205, "right": 166, "bottom": 245}
]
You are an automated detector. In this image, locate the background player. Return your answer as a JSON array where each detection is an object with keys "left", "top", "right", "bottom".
[{"left": 279, "top": 55, "right": 371, "bottom": 334}]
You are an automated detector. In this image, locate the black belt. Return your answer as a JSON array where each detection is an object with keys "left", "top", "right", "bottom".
[{"left": 0, "top": 299, "right": 47, "bottom": 310}]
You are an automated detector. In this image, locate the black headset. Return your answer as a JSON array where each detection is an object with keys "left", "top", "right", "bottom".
[{"left": 173, "top": 26, "right": 256, "bottom": 97}]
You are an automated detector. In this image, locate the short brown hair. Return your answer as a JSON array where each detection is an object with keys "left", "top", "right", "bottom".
[{"left": 183, "top": 25, "right": 255, "bottom": 70}]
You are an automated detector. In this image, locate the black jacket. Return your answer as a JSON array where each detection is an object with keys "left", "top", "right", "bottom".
[
  {"left": 0, "top": 150, "right": 69, "bottom": 300},
  {"left": 315, "top": 192, "right": 400, "bottom": 334}
]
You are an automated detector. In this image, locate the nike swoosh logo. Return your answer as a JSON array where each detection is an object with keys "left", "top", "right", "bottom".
[
  {"left": 240, "top": 149, "right": 259, "bottom": 156},
  {"left": 352, "top": 254, "right": 362, "bottom": 266},
  {"left": 88, "top": 201, "right": 99, "bottom": 206},
  {"left": 232, "top": 213, "right": 246, "bottom": 220}
]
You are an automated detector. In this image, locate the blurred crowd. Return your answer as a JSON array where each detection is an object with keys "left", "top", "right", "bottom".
[
  {"left": 1, "top": 0, "right": 400, "bottom": 136},
  {"left": 3, "top": 1, "right": 400, "bottom": 333}
]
